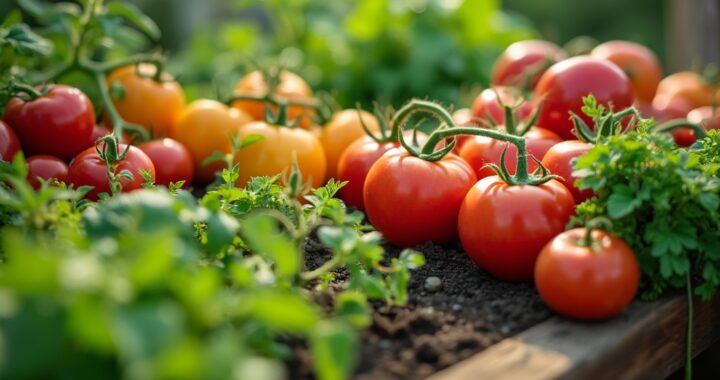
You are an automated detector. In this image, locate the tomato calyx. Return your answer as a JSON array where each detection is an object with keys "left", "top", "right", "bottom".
[
  {"left": 570, "top": 95, "right": 641, "bottom": 143},
  {"left": 3, "top": 79, "right": 49, "bottom": 101},
  {"left": 576, "top": 217, "right": 614, "bottom": 251},
  {"left": 95, "top": 135, "right": 135, "bottom": 196}
]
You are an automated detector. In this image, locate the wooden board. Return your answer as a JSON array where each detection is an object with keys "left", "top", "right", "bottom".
[{"left": 429, "top": 295, "right": 720, "bottom": 380}]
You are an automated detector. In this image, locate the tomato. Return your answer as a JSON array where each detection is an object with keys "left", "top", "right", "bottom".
[
  {"left": 0, "top": 120, "right": 21, "bottom": 162},
  {"left": 3, "top": 84, "right": 94, "bottom": 161},
  {"left": 492, "top": 40, "right": 566, "bottom": 89},
  {"left": 688, "top": 106, "right": 720, "bottom": 132},
  {"left": 590, "top": 40, "right": 662, "bottom": 103},
  {"left": 656, "top": 71, "right": 718, "bottom": 109},
  {"left": 138, "top": 138, "right": 194, "bottom": 188},
  {"left": 26, "top": 155, "right": 68, "bottom": 189},
  {"left": 458, "top": 126, "right": 561, "bottom": 179},
  {"left": 235, "top": 121, "right": 326, "bottom": 188},
  {"left": 534, "top": 56, "right": 635, "bottom": 140},
  {"left": 320, "top": 109, "right": 379, "bottom": 180},
  {"left": 170, "top": 99, "right": 252, "bottom": 183},
  {"left": 534, "top": 228, "right": 639, "bottom": 320},
  {"left": 106, "top": 64, "right": 185, "bottom": 136},
  {"left": 232, "top": 70, "right": 315, "bottom": 129},
  {"left": 452, "top": 107, "right": 482, "bottom": 151},
  {"left": 470, "top": 86, "right": 532, "bottom": 125},
  {"left": 541, "top": 140, "right": 593, "bottom": 203},
  {"left": 364, "top": 150, "right": 476, "bottom": 247},
  {"left": 458, "top": 176, "right": 575, "bottom": 281},
  {"left": 67, "top": 144, "right": 155, "bottom": 200}
]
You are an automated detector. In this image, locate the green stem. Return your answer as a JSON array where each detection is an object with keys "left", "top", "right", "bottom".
[
  {"left": 654, "top": 119, "right": 707, "bottom": 141},
  {"left": 685, "top": 271, "right": 694, "bottom": 380},
  {"left": 225, "top": 93, "right": 320, "bottom": 109},
  {"left": 300, "top": 255, "right": 342, "bottom": 281},
  {"left": 92, "top": 71, "right": 149, "bottom": 141}
]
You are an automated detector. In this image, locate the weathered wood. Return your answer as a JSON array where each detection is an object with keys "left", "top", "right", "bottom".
[
  {"left": 665, "top": 0, "right": 720, "bottom": 72},
  {"left": 429, "top": 295, "right": 720, "bottom": 380}
]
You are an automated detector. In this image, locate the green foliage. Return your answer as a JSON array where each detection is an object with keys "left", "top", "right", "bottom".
[{"left": 573, "top": 129, "right": 720, "bottom": 300}]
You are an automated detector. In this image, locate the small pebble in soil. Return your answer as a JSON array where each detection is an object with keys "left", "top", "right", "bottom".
[
  {"left": 424, "top": 276, "right": 442, "bottom": 292},
  {"left": 451, "top": 303, "right": 462, "bottom": 311}
]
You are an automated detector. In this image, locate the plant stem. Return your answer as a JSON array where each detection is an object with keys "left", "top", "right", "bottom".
[{"left": 300, "top": 255, "right": 342, "bottom": 281}]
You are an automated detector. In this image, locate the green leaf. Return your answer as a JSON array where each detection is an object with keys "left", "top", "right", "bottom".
[
  {"left": 241, "top": 213, "right": 300, "bottom": 278},
  {"left": 698, "top": 192, "right": 719, "bottom": 212},
  {"left": 114, "top": 301, "right": 186, "bottom": 360},
  {"left": 310, "top": 320, "right": 358, "bottom": 380},
  {"left": 240, "top": 133, "right": 264, "bottom": 149},
  {"left": 106, "top": 2, "right": 161, "bottom": 41},
  {"left": 0, "top": 24, "right": 53, "bottom": 56},
  {"left": 245, "top": 290, "right": 320, "bottom": 334},
  {"left": 606, "top": 184, "right": 642, "bottom": 218},
  {"left": 334, "top": 291, "right": 370, "bottom": 328},
  {"left": 205, "top": 211, "right": 240, "bottom": 255}
]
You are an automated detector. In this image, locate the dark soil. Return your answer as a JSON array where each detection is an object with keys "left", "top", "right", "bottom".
[{"left": 292, "top": 238, "right": 552, "bottom": 380}]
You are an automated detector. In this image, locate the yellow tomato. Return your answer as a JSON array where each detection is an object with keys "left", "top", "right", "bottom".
[{"left": 320, "top": 109, "right": 380, "bottom": 180}]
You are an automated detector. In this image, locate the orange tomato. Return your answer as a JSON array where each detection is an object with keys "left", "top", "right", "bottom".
[
  {"left": 106, "top": 64, "right": 185, "bottom": 136},
  {"left": 320, "top": 109, "right": 380, "bottom": 180},
  {"left": 170, "top": 99, "right": 252, "bottom": 183},
  {"left": 655, "top": 71, "right": 717, "bottom": 109},
  {"left": 231, "top": 70, "right": 315, "bottom": 128},
  {"left": 235, "top": 121, "right": 326, "bottom": 188},
  {"left": 590, "top": 40, "right": 662, "bottom": 103}
]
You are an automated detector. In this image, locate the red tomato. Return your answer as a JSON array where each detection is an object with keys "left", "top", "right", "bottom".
[
  {"left": 541, "top": 140, "right": 593, "bottom": 203},
  {"left": 0, "top": 120, "right": 22, "bottom": 161},
  {"left": 470, "top": 86, "right": 532, "bottom": 125},
  {"left": 26, "top": 155, "right": 68, "bottom": 189},
  {"left": 458, "top": 126, "right": 561, "bottom": 179},
  {"left": 138, "top": 138, "right": 194, "bottom": 188},
  {"left": 67, "top": 144, "right": 155, "bottom": 200},
  {"left": 590, "top": 40, "right": 662, "bottom": 103},
  {"left": 452, "top": 107, "right": 482, "bottom": 151},
  {"left": 458, "top": 176, "right": 575, "bottom": 281},
  {"left": 534, "top": 228, "right": 639, "bottom": 320},
  {"left": 656, "top": 71, "right": 718, "bottom": 110},
  {"left": 673, "top": 106, "right": 720, "bottom": 146},
  {"left": 364, "top": 150, "right": 476, "bottom": 247},
  {"left": 3, "top": 84, "right": 94, "bottom": 161},
  {"left": 534, "top": 56, "right": 635, "bottom": 140},
  {"left": 492, "top": 40, "right": 566, "bottom": 89}
]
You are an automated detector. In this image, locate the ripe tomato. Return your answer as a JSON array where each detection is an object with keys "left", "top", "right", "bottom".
[
  {"left": 492, "top": 40, "right": 566, "bottom": 89},
  {"left": 590, "top": 40, "right": 662, "bottom": 103},
  {"left": 470, "top": 86, "right": 532, "bottom": 125},
  {"left": 170, "top": 99, "right": 252, "bottom": 183},
  {"left": 534, "top": 228, "right": 639, "bottom": 320},
  {"left": 541, "top": 140, "right": 593, "bottom": 203},
  {"left": 688, "top": 106, "right": 720, "bottom": 132},
  {"left": 67, "top": 144, "right": 155, "bottom": 200},
  {"left": 458, "top": 126, "right": 561, "bottom": 179},
  {"left": 0, "top": 120, "right": 21, "bottom": 161},
  {"left": 138, "top": 138, "right": 194, "bottom": 188},
  {"left": 534, "top": 56, "right": 635, "bottom": 140},
  {"left": 232, "top": 70, "right": 315, "bottom": 129},
  {"left": 106, "top": 64, "right": 185, "bottom": 136},
  {"left": 3, "top": 84, "right": 94, "bottom": 161},
  {"left": 235, "top": 121, "right": 326, "bottom": 188},
  {"left": 458, "top": 176, "right": 575, "bottom": 281},
  {"left": 452, "top": 107, "right": 482, "bottom": 151},
  {"left": 320, "top": 109, "right": 380, "bottom": 180},
  {"left": 656, "top": 71, "right": 718, "bottom": 109},
  {"left": 26, "top": 155, "right": 68, "bottom": 189},
  {"left": 364, "top": 150, "right": 476, "bottom": 247}
]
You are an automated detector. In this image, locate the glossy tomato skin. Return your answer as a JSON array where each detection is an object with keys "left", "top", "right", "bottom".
[
  {"left": 590, "top": 40, "right": 662, "bottom": 103},
  {"left": 534, "top": 56, "right": 635, "bottom": 140},
  {"left": 534, "top": 228, "right": 639, "bottom": 320},
  {"left": 138, "top": 138, "right": 194, "bottom": 188},
  {"left": 459, "top": 177, "right": 575, "bottom": 282},
  {"left": 3, "top": 84, "right": 94, "bottom": 161},
  {"left": 656, "top": 71, "right": 718, "bottom": 109},
  {"left": 470, "top": 86, "right": 532, "bottom": 125},
  {"left": 170, "top": 99, "right": 252, "bottom": 183},
  {"left": 320, "top": 109, "right": 379, "bottom": 180},
  {"left": 26, "top": 155, "right": 68, "bottom": 189},
  {"left": 67, "top": 144, "right": 155, "bottom": 200},
  {"left": 458, "top": 126, "right": 561, "bottom": 179},
  {"left": 492, "top": 40, "right": 566, "bottom": 89},
  {"left": 364, "top": 150, "right": 477, "bottom": 247},
  {"left": 0, "top": 120, "right": 22, "bottom": 161},
  {"left": 106, "top": 64, "right": 185, "bottom": 136},
  {"left": 235, "top": 121, "right": 326, "bottom": 188},
  {"left": 541, "top": 140, "right": 593, "bottom": 203},
  {"left": 673, "top": 106, "right": 720, "bottom": 147}
]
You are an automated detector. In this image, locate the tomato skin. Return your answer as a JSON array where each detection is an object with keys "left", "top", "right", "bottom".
[
  {"left": 458, "top": 176, "right": 575, "bottom": 282},
  {"left": 534, "top": 228, "right": 639, "bottom": 320},
  {"left": 337, "top": 137, "right": 396, "bottom": 210},
  {"left": 235, "top": 121, "right": 326, "bottom": 188},
  {"left": 590, "top": 40, "right": 662, "bottom": 103},
  {"left": 67, "top": 144, "right": 155, "bottom": 200},
  {"left": 364, "top": 151, "right": 476, "bottom": 247},
  {"left": 106, "top": 64, "right": 185, "bottom": 137},
  {"left": 170, "top": 99, "right": 252, "bottom": 183},
  {"left": 0, "top": 120, "right": 22, "bottom": 161},
  {"left": 458, "top": 126, "right": 561, "bottom": 179},
  {"left": 656, "top": 71, "right": 718, "bottom": 109},
  {"left": 534, "top": 56, "right": 635, "bottom": 140},
  {"left": 320, "top": 109, "right": 379, "bottom": 180},
  {"left": 492, "top": 40, "right": 566, "bottom": 89},
  {"left": 26, "top": 155, "right": 68, "bottom": 189},
  {"left": 470, "top": 86, "right": 532, "bottom": 125},
  {"left": 3, "top": 84, "right": 94, "bottom": 161},
  {"left": 541, "top": 140, "right": 593, "bottom": 203},
  {"left": 138, "top": 138, "right": 194, "bottom": 188},
  {"left": 672, "top": 106, "right": 720, "bottom": 147}
]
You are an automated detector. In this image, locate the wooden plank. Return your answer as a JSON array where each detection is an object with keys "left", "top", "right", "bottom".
[
  {"left": 665, "top": 0, "right": 720, "bottom": 72},
  {"left": 429, "top": 295, "right": 720, "bottom": 380}
]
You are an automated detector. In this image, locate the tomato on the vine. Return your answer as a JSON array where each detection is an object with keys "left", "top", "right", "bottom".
[
  {"left": 470, "top": 86, "right": 532, "bottom": 125},
  {"left": 106, "top": 64, "right": 185, "bottom": 137},
  {"left": 458, "top": 176, "right": 575, "bottom": 281},
  {"left": 590, "top": 40, "right": 662, "bottom": 103},
  {"left": 541, "top": 140, "right": 593, "bottom": 203},
  {"left": 138, "top": 138, "right": 194, "bottom": 188},
  {"left": 320, "top": 109, "right": 379, "bottom": 180},
  {"left": 534, "top": 228, "right": 639, "bottom": 320},
  {"left": 3, "top": 84, "right": 95, "bottom": 161},
  {"left": 0, "top": 120, "right": 21, "bottom": 162},
  {"left": 673, "top": 106, "right": 720, "bottom": 146},
  {"left": 26, "top": 155, "right": 68, "bottom": 189},
  {"left": 492, "top": 40, "right": 566, "bottom": 89}
]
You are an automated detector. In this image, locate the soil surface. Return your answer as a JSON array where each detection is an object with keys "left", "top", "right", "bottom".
[{"left": 291, "top": 238, "right": 552, "bottom": 380}]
